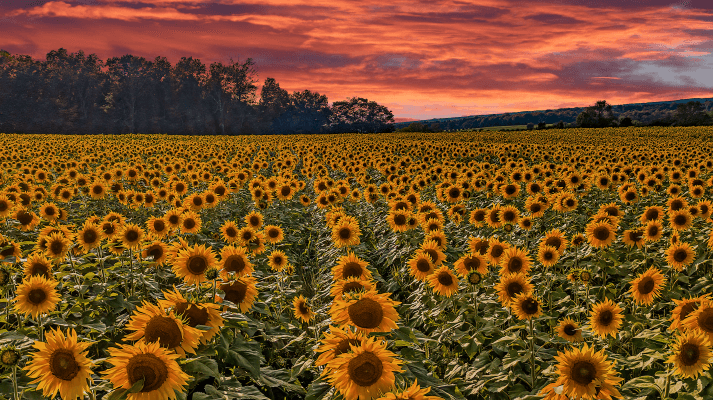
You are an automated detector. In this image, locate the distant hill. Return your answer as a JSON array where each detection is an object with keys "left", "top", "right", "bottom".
[{"left": 393, "top": 97, "right": 713, "bottom": 131}]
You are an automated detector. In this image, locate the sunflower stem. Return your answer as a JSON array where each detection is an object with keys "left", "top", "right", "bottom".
[
  {"left": 129, "top": 248, "right": 134, "bottom": 298},
  {"left": 529, "top": 317, "right": 536, "bottom": 391},
  {"left": 664, "top": 362, "right": 671, "bottom": 398},
  {"left": 12, "top": 365, "right": 19, "bottom": 400},
  {"left": 37, "top": 314, "right": 43, "bottom": 342}
]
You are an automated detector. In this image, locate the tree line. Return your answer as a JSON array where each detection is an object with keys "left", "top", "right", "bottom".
[
  {"left": 396, "top": 99, "right": 713, "bottom": 132},
  {"left": 0, "top": 48, "right": 396, "bottom": 135}
]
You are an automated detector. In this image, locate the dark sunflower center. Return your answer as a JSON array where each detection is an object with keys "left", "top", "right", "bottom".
[
  {"left": 674, "top": 215, "right": 687, "bottom": 226},
  {"left": 630, "top": 231, "right": 643, "bottom": 242},
  {"left": 334, "top": 338, "right": 362, "bottom": 357},
  {"left": 49, "top": 240, "right": 64, "bottom": 255},
  {"left": 343, "top": 262, "right": 363, "bottom": 278},
  {"left": 28, "top": 287, "right": 47, "bottom": 305},
  {"left": 249, "top": 216, "right": 260, "bottom": 226},
  {"left": 564, "top": 324, "right": 578, "bottom": 336},
  {"left": 530, "top": 203, "right": 541, "bottom": 213},
  {"left": 147, "top": 245, "right": 163, "bottom": 261},
  {"left": 226, "top": 227, "right": 237, "bottom": 237},
  {"left": 545, "top": 237, "right": 561, "bottom": 249},
  {"left": 680, "top": 302, "right": 700, "bottom": 322},
  {"left": 343, "top": 282, "right": 364, "bottom": 293},
  {"left": 698, "top": 308, "right": 713, "bottom": 333},
  {"left": 673, "top": 249, "right": 689, "bottom": 263},
  {"left": 508, "top": 257, "right": 523, "bottom": 273},
  {"left": 126, "top": 353, "right": 169, "bottom": 393},
  {"left": 637, "top": 277, "right": 655, "bottom": 295},
  {"left": 49, "top": 348, "right": 80, "bottom": 381},
  {"left": 593, "top": 226, "right": 610, "bottom": 241},
  {"left": 298, "top": 301, "right": 309, "bottom": 315},
  {"left": 571, "top": 361, "right": 597, "bottom": 386},
  {"left": 648, "top": 226, "right": 659, "bottom": 236},
  {"left": 522, "top": 298, "right": 539, "bottom": 315},
  {"left": 281, "top": 187, "right": 291, "bottom": 196},
  {"left": 347, "top": 351, "right": 384, "bottom": 387},
  {"left": 29, "top": 263, "right": 49, "bottom": 278},
  {"left": 645, "top": 209, "right": 659, "bottom": 220},
  {"left": 598, "top": 310, "right": 614, "bottom": 326},
  {"left": 505, "top": 185, "right": 516, "bottom": 195},
  {"left": 242, "top": 231, "right": 253, "bottom": 241},
  {"left": 347, "top": 298, "right": 384, "bottom": 329},
  {"left": 144, "top": 316, "right": 183, "bottom": 349},
  {"left": 45, "top": 207, "right": 56, "bottom": 216},
  {"left": 175, "top": 302, "right": 209, "bottom": 327},
  {"left": 153, "top": 220, "right": 166, "bottom": 232},
  {"left": 489, "top": 211, "right": 500, "bottom": 223},
  {"left": 473, "top": 211, "right": 485, "bottom": 222},
  {"left": 506, "top": 282, "right": 523, "bottom": 298},
  {"left": 394, "top": 214, "right": 407, "bottom": 226},
  {"left": 187, "top": 256, "right": 208, "bottom": 275},
  {"left": 273, "top": 256, "right": 284, "bottom": 266},
  {"left": 543, "top": 251, "right": 554, "bottom": 261},
  {"left": 168, "top": 215, "right": 180, "bottom": 224},
  {"left": 125, "top": 230, "right": 139, "bottom": 242},
  {"left": 671, "top": 200, "right": 683, "bottom": 210},
  {"left": 437, "top": 271, "right": 453, "bottom": 286},
  {"left": 83, "top": 230, "right": 97, "bottom": 244},
  {"left": 193, "top": 197, "right": 203, "bottom": 206},
  {"left": 502, "top": 211, "right": 515, "bottom": 221},
  {"left": 183, "top": 219, "right": 196, "bottom": 230},
  {"left": 267, "top": 229, "right": 279, "bottom": 238},
  {"left": 222, "top": 281, "right": 247, "bottom": 304},
  {"left": 225, "top": 255, "right": 246, "bottom": 273},
  {"left": 0, "top": 201, "right": 7, "bottom": 211},
  {"left": 338, "top": 227, "right": 352, "bottom": 240},
  {"left": 463, "top": 257, "right": 480, "bottom": 271},
  {"left": 92, "top": 185, "right": 103, "bottom": 194},
  {"left": 680, "top": 343, "right": 701, "bottom": 366},
  {"left": 491, "top": 245, "right": 504, "bottom": 258},
  {"left": 17, "top": 211, "right": 33, "bottom": 225}
]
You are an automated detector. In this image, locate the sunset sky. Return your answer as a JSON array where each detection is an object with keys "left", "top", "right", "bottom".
[{"left": 2, "top": 0, "right": 713, "bottom": 121}]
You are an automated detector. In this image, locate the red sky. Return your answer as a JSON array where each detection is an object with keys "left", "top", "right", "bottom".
[{"left": 2, "top": 0, "right": 713, "bottom": 120}]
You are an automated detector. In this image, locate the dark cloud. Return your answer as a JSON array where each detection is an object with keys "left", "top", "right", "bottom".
[
  {"left": 524, "top": 13, "right": 584, "bottom": 24},
  {"left": 209, "top": 45, "right": 362, "bottom": 70}
]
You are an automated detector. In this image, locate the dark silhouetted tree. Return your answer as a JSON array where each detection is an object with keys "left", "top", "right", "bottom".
[{"left": 328, "top": 97, "right": 395, "bottom": 133}]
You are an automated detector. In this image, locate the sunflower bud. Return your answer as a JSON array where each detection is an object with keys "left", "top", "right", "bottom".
[
  {"left": 467, "top": 271, "right": 482, "bottom": 285},
  {"left": 0, "top": 347, "right": 20, "bottom": 368},
  {"left": 0, "top": 267, "right": 10, "bottom": 286},
  {"left": 205, "top": 268, "right": 219, "bottom": 281}
]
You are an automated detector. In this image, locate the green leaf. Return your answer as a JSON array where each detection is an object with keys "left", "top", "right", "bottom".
[
  {"left": 106, "top": 389, "right": 128, "bottom": 400},
  {"left": 305, "top": 378, "right": 332, "bottom": 400},
  {"left": 184, "top": 357, "right": 220, "bottom": 378},
  {"left": 259, "top": 367, "right": 305, "bottom": 394},
  {"left": 127, "top": 378, "right": 145, "bottom": 393}
]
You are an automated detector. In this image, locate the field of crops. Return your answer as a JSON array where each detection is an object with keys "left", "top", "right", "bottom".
[{"left": 1, "top": 127, "right": 713, "bottom": 400}]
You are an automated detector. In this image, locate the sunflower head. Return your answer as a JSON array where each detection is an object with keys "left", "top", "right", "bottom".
[
  {"left": 512, "top": 293, "right": 542, "bottom": 320},
  {"left": 0, "top": 346, "right": 20, "bottom": 369}
]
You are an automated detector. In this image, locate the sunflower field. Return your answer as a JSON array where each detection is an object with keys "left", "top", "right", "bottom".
[{"left": 1, "top": 127, "right": 713, "bottom": 400}]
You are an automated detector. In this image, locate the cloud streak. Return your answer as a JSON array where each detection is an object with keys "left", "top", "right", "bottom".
[{"left": 1, "top": 0, "right": 712, "bottom": 119}]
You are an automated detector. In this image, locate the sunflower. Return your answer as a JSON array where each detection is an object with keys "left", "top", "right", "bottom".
[
  {"left": 499, "top": 205, "right": 520, "bottom": 225},
  {"left": 454, "top": 253, "right": 487, "bottom": 277},
  {"left": 407, "top": 251, "right": 435, "bottom": 281},
  {"left": 43, "top": 232, "right": 71, "bottom": 261},
  {"left": 76, "top": 221, "right": 104, "bottom": 253},
  {"left": 468, "top": 236, "right": 490, "bottom": 256},
  {"left": 124, "top": 301, "right": 201, "bottom": 357},
  {"left": 495, "top": 273, "right": 533, "bottom": 307},
  {"left": 669, "top": 209, "right": 693, "bottom": 231},
  {"left": 158, "top": 288, "right": 224, "bottom": 344},
  {"left": 88, "top": 181, "right": 107, "bottom": 200},
  {"left": 553, "top": 343, "right": 622, "bottom": 400},
  {"left": 375, "top": 379, "right": 441, "bottom": 400},
  {"left": 486, "top": 237, "right": 510, "bottom": 265},
  {"left": 644, "top": 219, "right": 663, "bottom": 242},
  {"left": 424, "top": 230, "right": 447, "bottom": 251},
  {"left": 331, "top": 277, "right": 374, "bottom": 298},
  {"left": 327, "top": 336, "right": 403, "bottom": 400},
  {"left": 469, "top": 208, "right": 487, "bottom": 227},
  {"left": 683, "top": 301, "right": 713, "bottom": 342},
  {"left": 263, "top": 224, "right": 284, "bottom": 244},
  {"left": 333, "top": 252, "right": 372, "bottom": 281},
  {"left": 622, "top": 229, "right": 645, "bottom": 249},
  {"left": 219, "top": 245, "right": 253, "bottom": 279},
  {"left": 519, "top": 216, "right": 533, "bottom": 231},
  {"left": 23, "top": 252, "right": 52, "bottom": 279},
  {"left": 172, "top": 244, "right": 217, "bottom": 285},
  {"left": 512, "top": 292, "right": 542, "bottom": 320},
  {"left": 119, "top": 223, "right": 145, "bottom": 251},
  {"left": 245, "top": 230, "right": 266, "bottom": 255},
  {"left": 14, "top": 275, "right": 60, "bottom": 318},
  {"left": 330, "top": 290, "right": 400, "bottom": 334},
  {"left": 244, "top": 211, "right": 264, "bottom": 230},
  {"left": 427, "top": 266, "right": 459, "bottom": 297},
  {"left": 103, "top": 341, "right": 190, "bottom": 400},
  {"left": 24, "top": 327, "right": 94, "bottom": 400},
  {"left": 585, "top": 221, "right": 615, "bottom": 248},
  {"left": 537, "top": 245, "right": 560, "bottom": 268},
  {"left": 421, "top": 240, "right": 447, "bottom": 266},
  {"left": 146, "top": 217, "right": 169, "bottom": 239},
  {"left": 314, "top": 325, "right": 368, "bottom": 372},
  {"left": 540, "top": 229, "right": 568, "bottom": 254},
  {"left": 293, "top": 295, "right": 315, "bottom": 323},
  {"left": 485, "top": 205, "right": 502, "bottom": 228},
  {"left": 499, "top": 247, "right": 531, "bottom": 276},
  {"left": 219, "top": 276, "right": 259, "bottom": 313},
  {"left": 331, "top": 219, "right": 361, "bottom": 248},
  {"left": 670, "top": 295, "right": 709, "bottom": 332},
  {"left": 0, "top": 238, "right": 21, "bottom": 261},
  {"left": 179, "top": 210, "right": 201, "bottom": 234},
  {"left": 0, "top": 194, "right": 15, "bottom": 218},
  {"left": 640, "top": 206, "right": 664, "bottom": 224},
  {"left": 557, "top": 318, "right": 584, "bottom": 343},
  {"left": 629, "top": 266, "right": 666, "bottom": 305},
  {"left": 163, "top": 209, "right": 182, "bottom": 230},
  {"left": 39, "top": 202, "right": 60, "bottom": 222},
  {"left": 268, "top": 250, "right": 289, "bottom": 272},
  {"left": 668, "top": 329, "right": 712, "bottom": 379},
  {"left": 15, "top": 207, "right": 40, "bottom": 231},
  {"left": 589, "top": 299, "right": 624, "bottom": 338},
  {"left": 666, "top": 242, "right": 695, "bottom": 271},
  {"left": 141, "top": 241, "right": 169, "bottom": 267}
]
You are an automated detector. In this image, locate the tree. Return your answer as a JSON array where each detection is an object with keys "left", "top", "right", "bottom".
[
  {"left": 537, "top": 122, "right": 546, "bottom": 129},
  {"left": 576, "top": 100, "right": 616, "bottom": 128},
  {"left": 327, "top": 97, "right": 395, "bottom": 134},
  {"left": 674, "top": 101, "right": 712, "bottom": 126},
  {"left": 258, "top": 77, "right": 290, "bottom": 134},
  {"left": 171, "top": 57, "right": 209, "bottom": 135},
  {"left": 526, "top": 122, "right": 534, "bottom": 130},
  {"left": 103, "top": 54, "right": 154, "bottom": 134},
  {"left": 203, "top": 58, "right": 259, "bottom": 135},
  {"left": 619, "top": 117, "right": 633, "bottom": 127}
]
